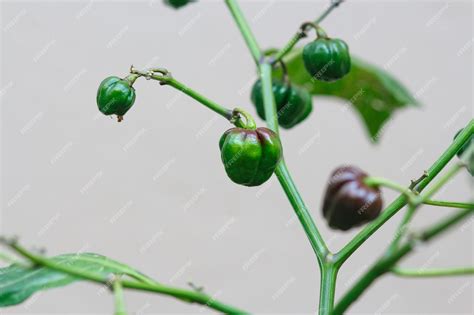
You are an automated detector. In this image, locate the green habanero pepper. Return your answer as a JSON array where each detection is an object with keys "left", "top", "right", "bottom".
[
  {"left": 302, "top": 26, "right": 351, "bottom": 82},
  {"left": 219, "top": 127, "right": 282, "bottom": 187},
  {"left": 96, "top": 76, "right": 137, "bottom": 120},
  {"left": 251, "top": 80, "right": 313, "bottom": 129},
  {"left": 454, "top": 128, "right": 474, "bottom": 176}
]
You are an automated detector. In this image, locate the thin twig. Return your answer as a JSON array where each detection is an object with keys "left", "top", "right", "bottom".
[
  {"left": 391, "top": 266, "right": 474, "bottom": 278},
  {"left": 272, "top": 0, "right": 345, "bottom": 63}
]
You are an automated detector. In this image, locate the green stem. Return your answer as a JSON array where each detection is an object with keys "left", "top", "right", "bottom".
[
  {"left": 333, "top": 207, "right": 473, "bottom": 315},
  {"left": 130, "top": 68, "right": 232, "bottom": 121},
  {"left": 224, "top": 0, "right": 262, "bottom": 64},
  {"left": 364, "top": 176, "right": 417, "bottom": 204},
  {"left": 420, "top": 208, "right": 473, "bottom": 241},
  {"left": 231, "top": 108, "right": 257, "bottom": 130},
  {"left": 0, "top": 251, "right": 22, "bottom": 265},
  {"left": 271, "top": 30, "right": 306, "bottom": 65},
  {"left": 387, "top": 163, "right": 464, "bottom": 252},
  {"left": 275, "top": 162, "right": 328, "bottom": 261},
  {"left": 259, "top": 62, "right": 328, "bottom": 262},
  {"left": 388, "top": 133, "right": 472, "bottom": 253},
  {"left": 259, "top": 60, "right": 329, "bottom": 310},
  {"left": 131, "top": 68, "right": 262, "bottom": 130},
  {"left": 334, "top": 120, "right": 474, "bottom": 266},
  {"left": 314, "top": 0, "right": 345, "bottom": 24},
  {"left": 272, "top": 0, "right": 344, "bottom": 63},
  {"left": 387, "top": 204, "right": 416, "bottom": 253},
  {"left": 259, "top": 63, "right": 279, "bottom": 133},
  {"left": 166, "top": 78, "right": 232, "bottom": 119},
  {"left": 416, "top": 163, "right": 464, "bottom": 204},
  {"left": 391, "top": 266, "right": 474, "bottom": 278},
  {"left": 319, "top": 264, "right": 338, "bottom": 315},
  {"left": 113, "top": 277, "right": 127, "bottom": 315},
  {"left": 4, "top": 241, "right": 248, "bottom": 314},
  {"left": 423, "top": 199, "right": 474, "bottom": 210}
]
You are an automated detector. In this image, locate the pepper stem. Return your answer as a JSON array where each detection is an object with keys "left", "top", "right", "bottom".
[
  {"left": 123, "top": 73, "right": 140, "bottom": 86},
  {"left": 364, "top": 177, "right": 418, "bottom": 205},
  {"left": 300, "top": 21, "right": 329, "bottom": 39},
  {"left": 276, "top": 59, "right": 290, "bottom": 87},
  {"left": 231, "top": 108, "right": 256, "bottom": 130}
]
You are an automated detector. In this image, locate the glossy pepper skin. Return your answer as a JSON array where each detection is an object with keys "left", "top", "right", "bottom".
[
  {"left": 454, "top": 128, "right": 474, "bottom": 176},
  {"left": 219, "top": 127, "right": 282, "bottom": 187},
  {"left": 96, "top": 76, "right": 136, "bottom": 116},
  {"left": 303, "top": 37, "right": 351, "bottom": 82},
  {"left": 322, "top": 166, "right": 383, "bottom": 231},
  {"left": 251, "top": 80, "right": 312, "bottom": 129}
]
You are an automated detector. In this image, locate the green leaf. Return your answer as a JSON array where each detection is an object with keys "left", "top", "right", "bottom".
[
  {"left": 0, "top": 253, "right": 156, "bottom": 307},
  {"left": 275, "top": 48, "right": 419, "bottom": 141}
]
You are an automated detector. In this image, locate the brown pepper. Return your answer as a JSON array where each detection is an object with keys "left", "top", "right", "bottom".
[{"left": 322, "top": 166, "right": 383, "bottom": 231}]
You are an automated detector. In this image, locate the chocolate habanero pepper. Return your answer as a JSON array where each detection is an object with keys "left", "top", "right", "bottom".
[
  {"left": 302, "top": 25, "right": 351, "bottom": 82},
  {"left": 251, "top": 79, "right": 312, "bottom": 129},
  {"left": 96, "top": 75, "right": 137, "bottom": 120},
  {"left": 322, "top": 166, "right": 383, "bottom": 231},
  {"left": 219, "top": 126, "right": 282, "bottom": 187}
]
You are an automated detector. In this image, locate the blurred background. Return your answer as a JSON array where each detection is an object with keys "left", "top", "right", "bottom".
[{"left": 1, "top": 0, "right": 473, "bottom": 313}]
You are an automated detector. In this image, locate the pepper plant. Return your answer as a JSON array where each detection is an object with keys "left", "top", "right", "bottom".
[{"left": 1, "top": 1, "right": 473, "bottom": 314}]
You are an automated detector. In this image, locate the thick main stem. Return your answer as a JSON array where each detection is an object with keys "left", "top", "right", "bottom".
[
  {"left": 319, "top": 263, "right": 338, "bottom": 315},
  {"left": 259, "top": 63, "right": 328, "bottom": 262},
  {"left": 275, "top": 162, "right": 329, "bottom": 260},
  {"left": 224, "top": 0, "right": 262, "bottom": 64},
  {"left": 260, "top": 62, "right": 331, "bottom": 312},
  {"left": 113, "top": 277, "right": 127, "bottom": 315}
]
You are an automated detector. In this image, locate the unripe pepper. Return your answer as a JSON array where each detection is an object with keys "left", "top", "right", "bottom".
[
  {"left": 322, "top": 166, "right": 383, "bottom": 231},
  {"left": 251, "top": 80, "right": 312, "bottom": 129},
  {"left": 302, "top": 26, "right": 351, "bottom": 82},
  {"left": 96, "top": 76, "right": 137, "bottom": 120},
  {"left": 219, "top": 127, "right": 282, "bottom": 187}
]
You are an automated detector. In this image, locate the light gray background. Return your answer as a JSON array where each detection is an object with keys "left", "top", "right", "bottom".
[{"left": 1, "top": 0, "right": 473, "bottom": 314}]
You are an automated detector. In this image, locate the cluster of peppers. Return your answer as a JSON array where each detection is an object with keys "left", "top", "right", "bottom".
[{"left": 95, "top": 11, "right": 472, "bottom": 231}]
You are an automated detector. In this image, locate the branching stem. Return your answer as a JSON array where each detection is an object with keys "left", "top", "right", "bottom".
[
  {"left": 225, "top": 1, "right": 473, "bottom": 314},
  {"left": 2, "top": 241, "right": 248, "bottom": 314},
  {"left": 334, "top": 120, "right": 474, "bottom": 266},
  {"left": 113, "top": 276, "right": 127, "bottom": 315},
  {"left": 333, "top": 207, "right": 474, "bottom": 314}
]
